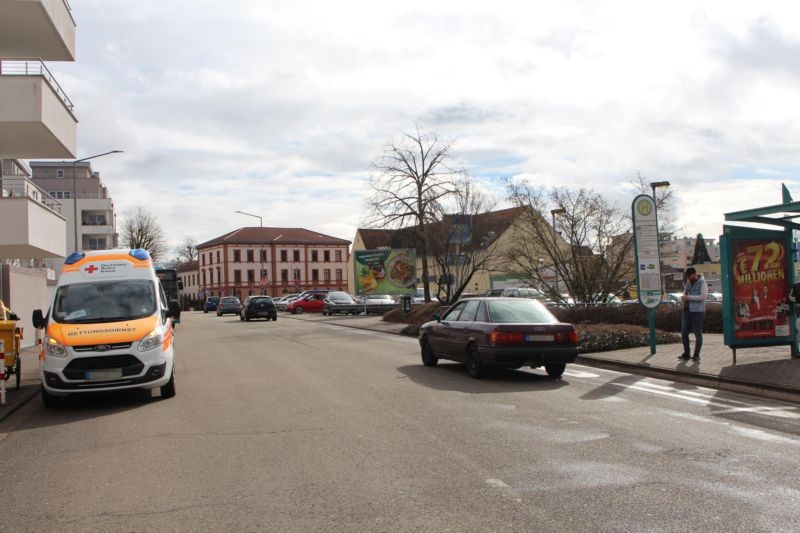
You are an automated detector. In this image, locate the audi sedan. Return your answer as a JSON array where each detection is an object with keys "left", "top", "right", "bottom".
[{"left": 419, "top": 297, "right": 578, "bottom": 379}]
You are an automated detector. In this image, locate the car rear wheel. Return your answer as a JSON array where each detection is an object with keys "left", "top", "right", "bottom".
[
  {"left": 466, "top": 344, "right": 484, "bottom": 378},
  {"left": 545, "top": 363, "right": 566, "bottom": 378},
  {"left": 295, "top": 306, "right": 304, "bottom": 314},
  {"left": 420, "top": 338, "right": 438, "bottom": 367}
]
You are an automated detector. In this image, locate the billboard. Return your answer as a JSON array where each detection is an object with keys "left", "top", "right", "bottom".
[
  {"left": 731, "top": 238, "right": 791, "bottom": 339},
  {"left": 721, "top": 226, "right": 795, "bottom": 350},
  {"left": 354, "top": 249, "right": 417, "bottom": 295}
]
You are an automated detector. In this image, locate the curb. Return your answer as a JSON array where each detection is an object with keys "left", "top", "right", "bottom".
[
  {"left": 0, "top": 383, "right": 40, "bottom": 425},
  {"left": 576, "top": 355, "right": 800, "bottom": 404}
]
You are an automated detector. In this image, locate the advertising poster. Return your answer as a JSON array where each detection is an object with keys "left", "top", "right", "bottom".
[
  {"left": 732, "top": 239, "right": 791, "bottom": 339},
  {"left": 354, "top": 249, "right": 417, "bottom": 295}
]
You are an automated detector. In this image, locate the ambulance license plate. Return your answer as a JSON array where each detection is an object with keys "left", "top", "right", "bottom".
[{"left": 85, "top": 369, "right": 123, "bottom": 381}]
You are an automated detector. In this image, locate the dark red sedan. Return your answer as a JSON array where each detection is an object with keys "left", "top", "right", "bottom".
[{"left": 419, "top": 297, "right": 578, "bottom": 378}]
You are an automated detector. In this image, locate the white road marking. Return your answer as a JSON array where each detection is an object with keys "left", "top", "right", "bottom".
[
  {"left": 563, "top": 369, "right": 601, "bottom": 378},
  {"left": 486, "top": 479, "right": 510, "bottom": 489}
]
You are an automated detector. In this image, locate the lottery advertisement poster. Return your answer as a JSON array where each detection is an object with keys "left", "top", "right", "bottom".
[{"left": 731, "top": 239, "right": 791, "bottom": 339}]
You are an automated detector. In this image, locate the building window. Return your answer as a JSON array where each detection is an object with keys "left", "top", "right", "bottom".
[
  {"left": 247, "top": 270, "right": 255, "bottom": 283},
  {"left": 312, "top": 250, "right": 318, "bottom": 262},
  {"left": 234, "top": 270, "right": 242, "bottom": 283},
  {"left": 312, "top": 269, "right": 319, "bottom": 281},
  {"left": 260, "top": 249, "right": 266, "bottom": 262},
  {"left": 85, "top": 214, "right": 107, "bottom": 225},
  {"left": 293, "top": 268, "right": 301, "bottom": 280},
  {"left": 281, "top": 250, "right": 288, "bottom": 262},
  {"left": 233, "top": 250, "right": 241, "bottom": 262},
  {"left": 324, "top": 250, "right": 330, "bottom": 262},
  {"left": 323, "top": 269, "right": 330, "bottom": 282},
  {"left": 202, "top": 271, "right": 206, "bottom": 285},
  {"left": 293, "top": 250, "right": 300, "bottom": 262},
  {"left": 209, "top": 270, "right": 214, "bottom": 284},
  {"left": 335, "top": 269, "right": 343, "bottom": 282},
  {"left": 216, "top": 251, "right": 220, "bottom": 263},
  {"left": 281, "top": 269, "right": 288, "bottom": 282},
  {"left": 335, "top": 250, "right": 342, "bottom": 262},
  {"left": 87, "top": 238, "right": 106, "bottom": 250},
  {"left": 57, "top": 170, "right": 64, "bottom": 178},
  {"left": 247, "top": 249, "right": 254, "bottom": 262}
]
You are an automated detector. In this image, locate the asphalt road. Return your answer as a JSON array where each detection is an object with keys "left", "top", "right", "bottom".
[{"left": 2, "top": 312, "right": 799, "bottom": 532}]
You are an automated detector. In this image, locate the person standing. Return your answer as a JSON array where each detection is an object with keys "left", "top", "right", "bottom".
[{"left": 679, "top": 267, "right": 708, "bottom": 361}]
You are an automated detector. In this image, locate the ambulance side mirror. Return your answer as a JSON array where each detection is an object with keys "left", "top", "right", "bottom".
[{"left": 32, "top": 309, "right": 45, "bottom": 329}]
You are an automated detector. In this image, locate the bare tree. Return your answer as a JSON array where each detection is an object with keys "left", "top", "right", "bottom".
[
  {"left": 121, "top": 207, "right": 166, "bottom": 262},
  {"left": 174, "top": 237, "right": 198, "bottom": 264},
  {"left": 505, "top": 181, "right": 634, "bottom": 303},
  {"left": 428, "top": 179, "right": 499, "bottom": 302},
  {"left": 366, "top": 126, "right": 461, "bottom": 302}
]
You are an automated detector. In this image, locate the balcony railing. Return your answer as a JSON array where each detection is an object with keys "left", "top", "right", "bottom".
[
  {"left": 0, "top": 176, "right": 64, "bottom": 215},
  {"left": 0, "top": 59, "right": 74, "bottom": 112}
]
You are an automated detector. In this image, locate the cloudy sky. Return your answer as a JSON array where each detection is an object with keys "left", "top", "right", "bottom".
[{"left": 53, "top": 0, "right": 800, "bottom": 253}]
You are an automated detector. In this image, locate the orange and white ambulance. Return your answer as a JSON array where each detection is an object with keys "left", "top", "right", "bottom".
[{"left": 32, "top": 249, "right": 180, "bottom": 407}]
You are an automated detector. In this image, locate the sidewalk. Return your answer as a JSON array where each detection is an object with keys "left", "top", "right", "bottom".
[
  {"left": 0, "top": 345, "right": 43, "bottom": 424},
  {"left": 297, "top": 313, "right": 800, "bottom": 403}
]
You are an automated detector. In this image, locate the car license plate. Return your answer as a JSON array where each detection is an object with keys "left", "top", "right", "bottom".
[
  {"left": 85, "top": 369, "right": 123, "bottom": 381},
  {"left": 525, "top": 334, "right": 554, "bottom": 342}
]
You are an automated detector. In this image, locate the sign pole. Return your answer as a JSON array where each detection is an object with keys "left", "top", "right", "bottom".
[{"left": 632, "top": 194, "right": 663, "bottom": 355}]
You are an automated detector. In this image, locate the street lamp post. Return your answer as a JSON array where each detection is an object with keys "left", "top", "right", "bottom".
[
  {"left": 648, "top": 180, "right": 670, "bottom": 355},
  {"left": 235, "top": 210, "right": 264, "bottom": 295},
  {"left": 70, "top": 150, "right": 123, "bottom": 252},
  {"left": 550, "top": 208, "right": 566, "bottom": 298}
]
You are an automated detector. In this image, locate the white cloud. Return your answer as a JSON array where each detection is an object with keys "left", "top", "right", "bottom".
[{"left": 46, "top": 0, "right": 800, "bottom": 255}]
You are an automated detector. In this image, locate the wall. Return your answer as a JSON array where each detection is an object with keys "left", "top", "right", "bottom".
[{"left": 1, "top": 264, "right": 51, "bottom": 348}]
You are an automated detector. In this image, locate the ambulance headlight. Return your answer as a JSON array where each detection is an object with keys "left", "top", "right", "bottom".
[
  {"left": 138, "top": 329, "right": 163, "bottom": 352},
  {"left": 44, "top": 336, "right": 68, "bottom": 358}
]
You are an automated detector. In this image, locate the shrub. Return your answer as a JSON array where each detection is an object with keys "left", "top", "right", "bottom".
[
  {"left": 576, "top": 323, "right": 680, "bottom": 353},
  {"left": 551, "top": 303, "right": 723, "bottom": 333}
]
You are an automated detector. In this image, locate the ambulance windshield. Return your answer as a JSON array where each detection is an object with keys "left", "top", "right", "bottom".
[{"left": 52, "top": 280, "right": 157, "bottom": 324}]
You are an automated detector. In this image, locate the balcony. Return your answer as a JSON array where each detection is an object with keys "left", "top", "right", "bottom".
[
  {"left": 0, "top": 175, "right": 67, "bottom": 258},
  {"left": 0, "top": 59, "right": 77, "bottom": 158},
  {"left": 0, "top": 0, "right": 76, "bottom": 61}
]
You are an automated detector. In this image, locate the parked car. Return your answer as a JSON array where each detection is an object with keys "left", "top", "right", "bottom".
[
  {"left": 240, "top": 296, "right": 277, "bottom": 321},
  {"left": 274, "top": 294, "right": 299, "bottom": 311},
  {"left": 287, "top": 292, "right": 328, "bottom": 314},
  {"left": 500, "top": 287, "right": 545, "bottom": 299},
  {"left": 216, "top": 296, "right": 242, "bottom": 316},
  {"left": 419, "top": 297, "right": 578, "bottom": 379},
  {"left": 363, "top": 294, "right": 395, "bottom": 305},
  {"left": 323, "top": 291, "right": 358, "bottom": 315},
  {"left": 203, "top": 296, "right": 221, "bottom": 313},
  {"left": 483, "top": 288, "right": 505, "bottom": 297}
]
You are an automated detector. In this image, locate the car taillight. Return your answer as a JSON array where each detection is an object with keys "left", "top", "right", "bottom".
[
  {"left": 555, "top": 330, "right": 579, "bottom": 345},
  {"left": 488, "top": 332, "right": 525, "bottom": 345}
]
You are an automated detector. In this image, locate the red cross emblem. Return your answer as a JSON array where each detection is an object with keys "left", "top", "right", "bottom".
[{"left": 84, "top": 264, "right": 98, "bottom": 274}]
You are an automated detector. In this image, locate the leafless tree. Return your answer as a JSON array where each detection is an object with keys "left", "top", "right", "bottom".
[
  {"left": 120, "top": 207, "right": 166, "bottom": 262},
  {"left": 428, "top": 179, "right": 500, "bottom": 302},
  {"left": 505, "top": 181, "right": 634, "bottom": 303},
  {"left": 366, "top": 126, "right": 461, "bottom": 302},
  {"left": 174, "top": 237, "right": 198, "bottom": 264}
]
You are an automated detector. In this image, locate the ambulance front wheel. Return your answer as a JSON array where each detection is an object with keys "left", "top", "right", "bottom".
[
  {"left": 161, "top": 369, "right": 176, "bottom": 399},
  {"left": 41, "top": 385, "right": 63, "bottom": 408}
]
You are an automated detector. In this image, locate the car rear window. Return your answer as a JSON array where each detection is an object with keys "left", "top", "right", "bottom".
[{"left": 487, "top": 300, "right": 558, "bottom": 324}]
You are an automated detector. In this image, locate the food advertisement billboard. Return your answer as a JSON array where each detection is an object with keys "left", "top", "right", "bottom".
[
  {"left": 730, "top": 238, "right": 791, "bottom": 339},
  {"left": 354, "top": 249, "right": 417, "bottom": 295}
]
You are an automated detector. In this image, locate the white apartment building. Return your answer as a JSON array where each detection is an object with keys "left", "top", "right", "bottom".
[
  {"left": 29, "top": 160, "right": 118, "bottom": 256},
  {"left": 660, "top": 235, "right": 720, "bottom": 271},
  {"left": 0, "top": 0, "right": 77, "bottom": 339}
]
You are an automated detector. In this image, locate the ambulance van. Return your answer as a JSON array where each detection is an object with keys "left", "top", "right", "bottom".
[{"left": 32, "top": 249, "right": 180, "bottom": 407}]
